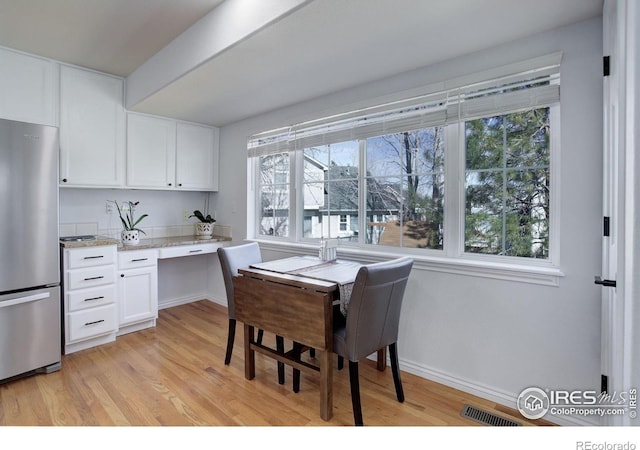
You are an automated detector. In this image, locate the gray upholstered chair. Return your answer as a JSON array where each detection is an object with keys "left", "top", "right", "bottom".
[
  {"left": 332, "top": 257, "right": 413, "bottom": 426},
  {"left": 217, "top": 243, "right": 285, "bottom": 383}
]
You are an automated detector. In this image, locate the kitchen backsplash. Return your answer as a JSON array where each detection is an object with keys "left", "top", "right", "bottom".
[
  {"left": 58, "top": 188, "right": 231, "bottom": 241},
  {"left": 60, "top": 222, "right": 232, "bottom": 240}
]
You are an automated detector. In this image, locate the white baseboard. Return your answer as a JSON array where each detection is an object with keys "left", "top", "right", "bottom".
[
  {"left": 158, "top": 294, "right": 228, "bottom": 310},
  {"left": 398, "top": 357, "right": 598, "bottom": 426},
  {"left": 158, "top": 293, "right": 210, "bottom": 310},
  {"left": 117, "top": 319, "right": 156, "bottom": 335},
  {"left": 65, "top": 332, "right": 116, "bottom": 355},
  {"left": 204, "top": 296, "right": 226, "bottom": 307}
]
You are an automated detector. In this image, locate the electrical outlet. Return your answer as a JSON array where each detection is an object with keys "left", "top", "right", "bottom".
[
  {"left": 183, "top": 211, "right": 190, "bottom": 221},
  {"left": 106, "top": 202, "right": 113, "bottom": 214}
]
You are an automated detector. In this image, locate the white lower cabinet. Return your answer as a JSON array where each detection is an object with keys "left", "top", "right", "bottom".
[
  {"left": 117, "top": 249, "right": 158, "bottom": 335},
  {"left": 62, "top": 242, "right": 218, "bottom": 351},
  {"left": 63, "top": 245, "right": 118, "bottom": 354}
]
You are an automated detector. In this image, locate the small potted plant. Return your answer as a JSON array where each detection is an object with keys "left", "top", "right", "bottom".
[
  {"left": 190, "top": 209, "right": 215, "bottom": 239},
  {"left": 111, "top": 200, "right": 148, "bottom": 245}
]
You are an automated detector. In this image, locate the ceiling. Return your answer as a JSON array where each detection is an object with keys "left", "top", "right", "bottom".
[{"left": 0, "top": 0, "right": 603, "bottom": 127}]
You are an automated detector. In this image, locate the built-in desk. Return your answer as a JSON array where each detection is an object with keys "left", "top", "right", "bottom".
[
  {"left": 118, "top": 235, "right": 230, "bottom": 330},
  {"left": 60, "top": 235, "right": 231, "bottom": 351},
  {"left": 61, "top": 234, "right": 231, "bottom": 253},
  {"left": 117, "top": 235, "right": 230, "bottom": 254}
]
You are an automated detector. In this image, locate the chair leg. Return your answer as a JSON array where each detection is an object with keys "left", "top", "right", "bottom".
[
  {"left": 309, "top": 348, "right": 315, "bottom": 358},
  {"left": 276, "top": 335, "right": 285, "bottom": 385},
  {"left": 224, "top": 318, "right": 236, "bottom": 365},
  {"left": 376, "top": 347, "right": 387, "bottom": 371},
  {"left": 256, "top": 329, "right": 264, "bottom": 345},
  {"left": 337, "top": 355, "right": 344, "bottom": 370},
  {"left": 348, "top": 360, "right": 363, "bottom": 426},
  {"left": 389, "top": 343, "right": 404, "bottom": 403},
  {"left": 292, "top": 342, "right": 302, "bottom": 393}
]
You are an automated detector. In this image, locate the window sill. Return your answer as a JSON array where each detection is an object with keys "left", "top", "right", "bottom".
[{"left": 252, "top": 239, "right": 564, "bottom": 287}]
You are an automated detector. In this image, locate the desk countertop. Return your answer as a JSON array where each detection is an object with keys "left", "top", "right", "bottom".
[{"left": 60, "top": 235, "right": 231, "bottom": 251}]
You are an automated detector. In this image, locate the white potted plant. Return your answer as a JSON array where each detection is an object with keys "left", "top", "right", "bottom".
[
  {"left": 190, "top": 209, "right": 215, "bottom": 239},
  {"left": 112, "top": 200, "right": 148, "bottom": 245}
]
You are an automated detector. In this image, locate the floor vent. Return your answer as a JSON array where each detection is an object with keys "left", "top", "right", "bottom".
[{"left": 461, "top": 404, "right": 521, "bottom": 427}]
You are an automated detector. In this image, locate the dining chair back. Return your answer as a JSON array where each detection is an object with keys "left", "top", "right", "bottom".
[
  {"left": 218, "top": 242, "right": 262, "bottom": 321},
  {"left": 333, "top": 256, "right": 413, "bottom": 426},
  {"left": 218, "top": 243, "right": 286, "bottom": 383},
  {"left": 217, "top": 243, "right": 266, "bottom": 364}
]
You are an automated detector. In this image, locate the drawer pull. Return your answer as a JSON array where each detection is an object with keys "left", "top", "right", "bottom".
[
  {"left": 84, "top": 319, "right": 105, "bottom": 326},
  {"left": 131, "top": 258, "right": 148, "bottom": 262},
  {"left": 189, "top": 249, "right": 203, "bottom": 253},
  {"left": 83, "top": 276, "right": 104, "bottom": 281},
  {"left": 83, "top": 255, "right": 104, "bottom": 260},
  {"left": 84, "top": 296, "right": 105, "bottom": 302}
]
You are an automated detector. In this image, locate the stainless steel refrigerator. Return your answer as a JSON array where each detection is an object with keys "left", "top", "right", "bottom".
[{"left": 0, "top": 118, "right": 61, "bottom": 383}]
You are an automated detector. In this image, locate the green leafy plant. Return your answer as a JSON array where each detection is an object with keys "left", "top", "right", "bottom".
[
  {"left": 111, "top": 200, "right": 148, "bottom": 234},
  {"left": 190, "top": 210, "right": 216, "bottom": 223}
]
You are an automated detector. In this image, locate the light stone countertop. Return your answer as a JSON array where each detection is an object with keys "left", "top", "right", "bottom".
[{"left": 60, "top": 235, "right": 231, "bottom": 251}]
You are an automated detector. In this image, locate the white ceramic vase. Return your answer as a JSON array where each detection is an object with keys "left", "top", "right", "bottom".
[
  {"left": 195, "top": 222, "right": 214, "bottom": 239},
  {"left": 121, "top": 229, "right": 140, "bottom": 246}
]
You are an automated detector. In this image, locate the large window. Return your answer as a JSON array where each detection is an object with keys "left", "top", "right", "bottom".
[
  {"left": 258, "top": 153, "right": 289, "bottom": 237},
  {"left": 465, "top": 108, "right": 550, "bottom": 258},
  {"left": 302, "top": 141, "right": 360, "bottom": 240},
  {"left": 249, "top": 54, "right": 560, "bottom": 266},
  {"left": 365, "top": 128, "right": 445, "bottom": 249}
]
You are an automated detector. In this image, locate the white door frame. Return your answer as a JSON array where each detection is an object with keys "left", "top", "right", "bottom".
[{"left": 601, "top": 0, "right": 639, "bottom": 426}]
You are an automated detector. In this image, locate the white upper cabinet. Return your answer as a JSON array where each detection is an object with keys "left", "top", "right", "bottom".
[
  {"left": 126, "top": 113, "right": 176, "bottom": 188},
  {"left": 59, "top": 65, "right": 125, "bottom": 187},
  {"left": 176, "top": 122, "right": 219, "bottom": 191},
  {"left": 0, "top": 48, "right": 57, "bottom": 126},
  {"left": 127, "top": 113, "right": 219, "bottom": 191}
]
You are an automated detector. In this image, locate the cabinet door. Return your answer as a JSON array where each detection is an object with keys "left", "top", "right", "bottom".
[
  {"left": 0, "top": 48, "right": 57, "bottom": 126},
  {"left": 126, "top": 113, "right": 176, "bottom": 188},
  {"left": 59, "top": 66, "right": 125, "bottom": 187},
  {"left": 175, "top": 122, "right": 219, "bottom": 191},
  {"left": 118, "top": 266, "right": 158, "bottom": 327}
]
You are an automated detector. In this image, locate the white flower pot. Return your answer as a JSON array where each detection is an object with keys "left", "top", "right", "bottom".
[
  {"left": 121, "top": 229, "right": 140, "bottom": 246},
  {"left": 195, "top": 222, "right": 214, "bottom": 239}
]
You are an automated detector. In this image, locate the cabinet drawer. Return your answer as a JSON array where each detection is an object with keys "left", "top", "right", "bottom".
[
  {"left": 118, "top": 249, "right": 158, "bottom": 270},
  {"left": 158, "top": 243, "right": 220, "bottom": 259},
  {"left": 67, "top": 265, "right": 115, "bottom": 290},
  {"left": 67, "top": 284, "right": 116, "bottom": 312},
  {"left": 67, "top": 304, "right": 117, "bottom": 343},
  {"left": 66, "top": 246, "right": 116, "bottom": 269}
]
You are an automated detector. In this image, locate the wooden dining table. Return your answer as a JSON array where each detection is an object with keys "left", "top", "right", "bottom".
[{"left": 233, "top": 255, "right": 363, "bottom": 421}]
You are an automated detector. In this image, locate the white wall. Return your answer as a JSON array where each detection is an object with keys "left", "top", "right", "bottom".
[
  {"left": 214, "top": 18, "right": 604, "bottom": 425},
  {"left": 59, "top": 188, "right": 211, "bottom": 236}
]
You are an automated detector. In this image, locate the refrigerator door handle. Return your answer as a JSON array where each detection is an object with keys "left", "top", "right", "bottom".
[{"left": 0, "top": 292, "right": 50, "bottom": 309}]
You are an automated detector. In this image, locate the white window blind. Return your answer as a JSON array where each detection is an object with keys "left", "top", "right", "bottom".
[{"left": 248, "top": 53, "right": 561, "bottom": 157}]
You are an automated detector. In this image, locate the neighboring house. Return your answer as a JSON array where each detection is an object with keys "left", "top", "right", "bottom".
[{"left": 301, "top": 157, "right": 403, "bottom": 243}]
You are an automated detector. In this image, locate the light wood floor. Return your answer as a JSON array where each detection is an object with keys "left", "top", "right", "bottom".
[{"left": 0, "top": 300, "right": 551, "bottom": 426}]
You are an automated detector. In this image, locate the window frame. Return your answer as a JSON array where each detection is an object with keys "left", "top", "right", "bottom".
[
  {"left": 248, "top": 55, "right": 564, "bottom": 286},
  {"left": 450, "top": 104, "right": 561, "bottom": 268}
]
